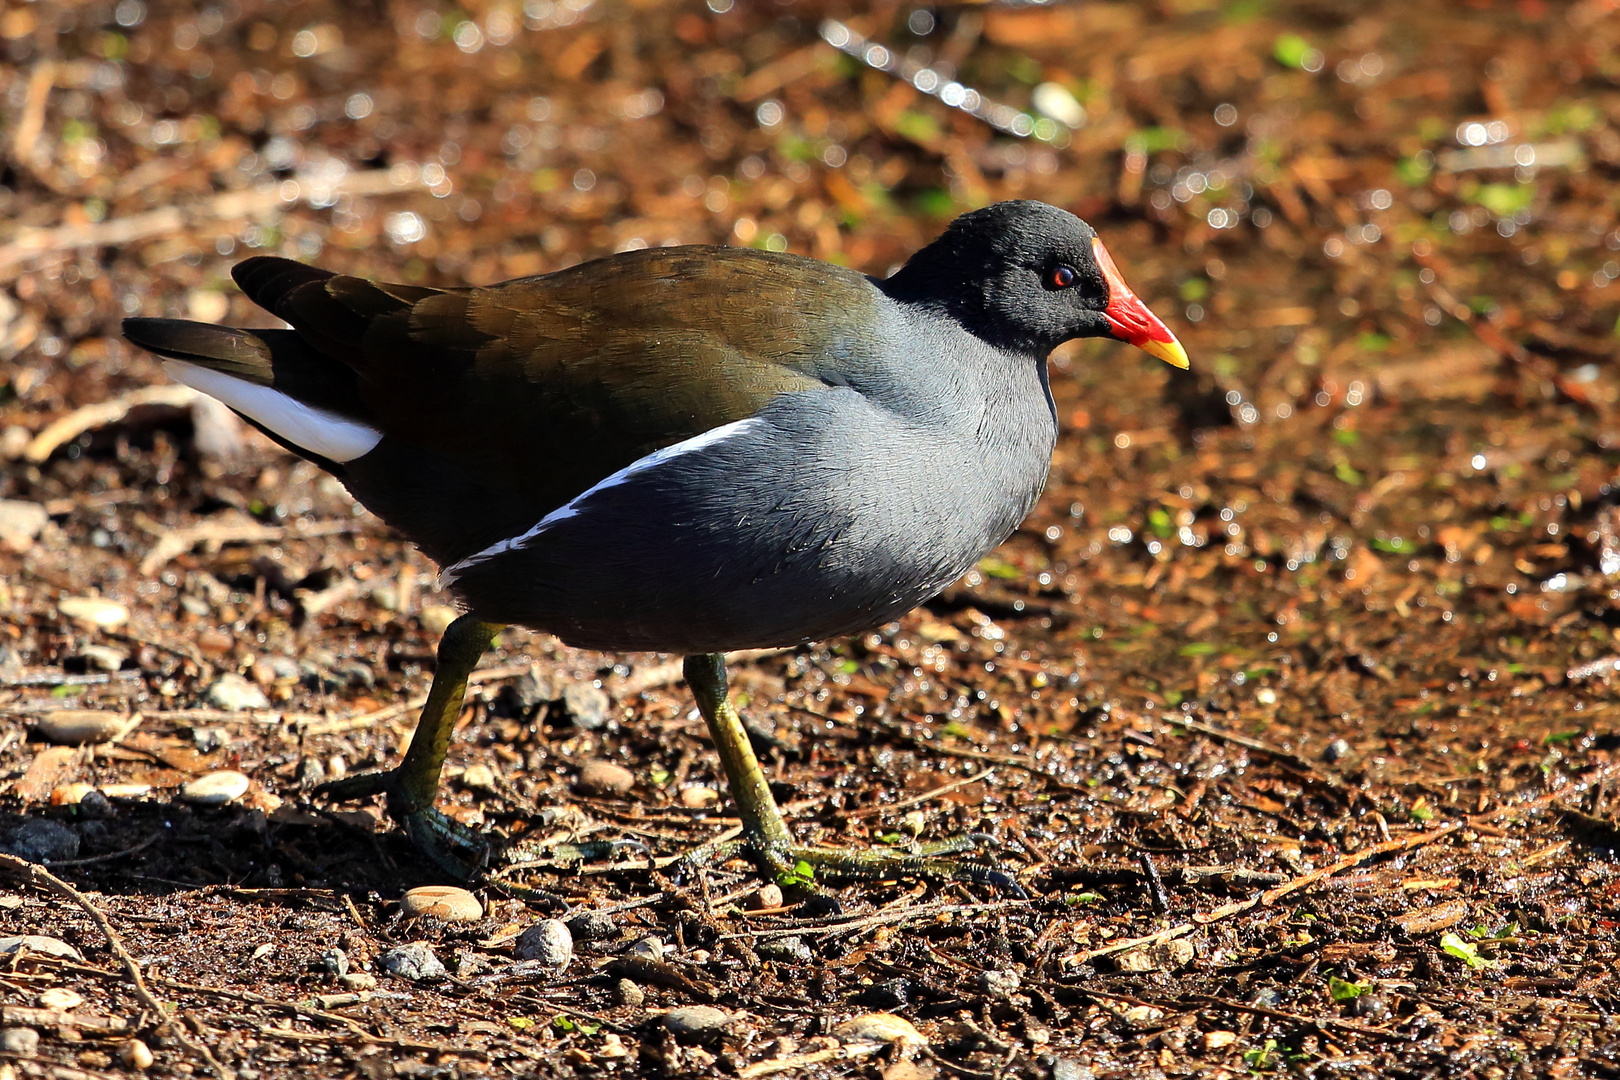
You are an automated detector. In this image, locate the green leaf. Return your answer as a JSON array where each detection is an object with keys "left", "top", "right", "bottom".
[
  {"left": 1328, "top": 975, "right": 1371, "bottom": 1002},
  {"left": 1394, "top": 155, "right": 1433, "bottom": 186},
  {"left": 1178, "top": 641, "right": 1218, "bottom": 657},
  {"left": 1065, "top": 892, "right": 1102, "bottom": 905},
  {"left": 1371, "top": 536, "right": 1416, "bottom": 554},
  {"left": 1440, "top": 931, "right": 1491, "bottom": 969},
  {"left": 940, "top": 721, "right": 973, "bottom": 739},
  {"left": 776, "top": 859, "right": 816, "bottom": 889},
  {"left": 977, "top": 556, "right": 1022, "bottom": 580},
  {"left": 1272, "top": 33, "right": 1315, "bottom": 69},
  {"left": 1468, "top": 182, "right": 1534, "bottom": 219}
]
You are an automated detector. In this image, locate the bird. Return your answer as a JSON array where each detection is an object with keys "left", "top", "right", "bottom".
[{"left": 123, "top": 200, "right": 1186, "bottom": 892}]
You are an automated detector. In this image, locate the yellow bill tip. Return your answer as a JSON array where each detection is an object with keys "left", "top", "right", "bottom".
[{"left": 1138, "top": 335, "right": 1190, "bottom": 370}]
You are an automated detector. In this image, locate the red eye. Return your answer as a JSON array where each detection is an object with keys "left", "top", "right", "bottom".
[{"left": 1047, "top": 264, "right": 1078, "bottom": 289}]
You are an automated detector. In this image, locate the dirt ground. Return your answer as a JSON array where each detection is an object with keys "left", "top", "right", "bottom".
[{"left": 4, "top": 1, "right": 1620, "bottom": 1077}]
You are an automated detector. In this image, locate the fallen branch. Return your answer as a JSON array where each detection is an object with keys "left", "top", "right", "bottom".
[
  {"left": 0, "top": 167, "right": 427, "bottom": 278},
  {"left": 0, "top": 852, "right": 235, "bottom": 1079},
  {"left": 25, "top": 385, "right": 199, "bottom": 463},
  {"left": 1058, "top": 824, "right": 1462, "bottom": 969},
  {"left": 138, "top": 517, "right": 363, "bottom": 576}
]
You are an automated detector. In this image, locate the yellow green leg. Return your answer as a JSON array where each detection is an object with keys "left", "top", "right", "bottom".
[
  {"left": 681, "top": 653, "right": 1026, "bottom": 896},
  {"left": 317, "top": 612, "right": 502, "bottom": 877}
]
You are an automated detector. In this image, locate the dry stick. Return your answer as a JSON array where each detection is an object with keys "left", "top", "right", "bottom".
[
  {"left": 136, "top": 516, "right": 365, "bottom": 576},
  {"left": 844, "top": 766, "right": 997, "bottom": 819},
  {"left": 1059, "top": 824, "right": 1462, "bottom": 968},
  {"left": 299, "top": 662, "right": 533, "bottom": 737},
  {"left": 0, "top": 167, "right": 426, "bottom": 278},
  {"left": 25, "top": 385, "right": 200, "bottom": 463},
  {"left": 1175, "top": 715, "right": 1351, "bottom": 793},
  {"left": 0, "top": 852, "right": 234, "bottom": 1080}
]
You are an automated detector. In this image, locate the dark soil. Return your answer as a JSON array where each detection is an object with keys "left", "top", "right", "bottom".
[{"left": 4, "top": 2, "right": 1620, "bottom": 1078}]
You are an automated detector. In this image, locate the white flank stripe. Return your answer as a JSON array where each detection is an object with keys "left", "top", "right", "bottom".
[
  {"left": 164, "top": 360, "right": 382, "bottom": 463},
  {"left": 442, "top": 416, "right": 762, "bottom": 584}
]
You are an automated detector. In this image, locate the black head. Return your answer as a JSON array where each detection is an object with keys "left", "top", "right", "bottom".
[{"left": 881, "top": 200, "right": 1186, "bottom": 368}]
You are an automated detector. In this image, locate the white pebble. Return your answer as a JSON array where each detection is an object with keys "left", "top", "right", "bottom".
[{"left": 180, "top": 770, "right": 251, "bottom": 805}]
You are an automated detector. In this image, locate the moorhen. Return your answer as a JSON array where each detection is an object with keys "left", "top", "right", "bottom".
[{"left": 124, "top": 200, "right": 1186, "bottom": 891}]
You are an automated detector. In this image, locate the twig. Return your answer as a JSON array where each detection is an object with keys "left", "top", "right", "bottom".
[
  {"left": 11, "top": 61, "right": 55, "bottom": 184},
  {"left": 25, "top": 385, "right": 199, "bottom": 463},
  {"left": 298, "top": 662, "right": 533, "bottom": 736},
  {"left": 845, "top": 766, "right": 996, "bottom": 819},
  {"left": 1058, "top": 824, "right": 1462, "bottom": 968},
  {"left": 0, "top": 168, "right": 428, "bottom": 278},
  {"left": 137, "top": 516, "right": 363, "bottom": 576},
  {"left": 1175, "top": 715, "right": 1350, "bottom": 793},
  {"left": 718, "top": 898, "right": 1024, "bottom": 942},
  {"left": 0, "top": 852, "right": 235, "bottom": 1079}
]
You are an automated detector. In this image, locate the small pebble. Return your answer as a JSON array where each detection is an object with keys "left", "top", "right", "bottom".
[
  {"left": 4, "top": 819, "right": 80, "bottom": 863},
  {"left": 833, "top": 1013, "right": 926, "bottom": 1047},
  {"left": 36, "top": 988, "right": 82, "bottom": 1010},
  {"left": 419, "top": 604, "right": 460, "bottom": 635},
  {"left": 206, "top": 673, "right": 269, "bottom": 712},
  {"left": 748, "top": 883, "right": 784, "bottom": 909},
  {"left": 564, "top": 910, "right": 616, "bottom": 941},
  {"left": 1049, "top": 1057, "right": 1091, "bottom": 1080},
  {"left": 0, "top": 935, "right": 84, "bottom": 961},
  {"left": 615, "top": 978, "right": 645, "bottom": 1007},
  {"left": 401, "top": 885, "right": 483, "bottom": 923},
  {"left": 1123, "top": 1005, "right": 1164, "bottom": 1026},
  {"left": 0, "top": 499, "right": 48, "bottom": 553},
  {"left": 380, "top": 942, "right": 445, "bottom": 982},
  {"left": 35, "top": 709, "right": 134, "bottom": 745},
  {"left": 978, "top": 968, "right": 1021, "bottom": 998},
  {"left": 191, "top": 727, "right": 230, "bottom": 754},
  {"left": 1203, "top": 1030, "right": 1238, "bottom": 1051},
  {"left": 0, "top": 427, "right": 28, "bottom": 461},
  {"left": 626, "top": 935, "right": 665, "bottom": 961},
  {"left": 77, "top": 644, "right": 128, "bottom": 672},
  {"left": 119, "top": 1039, "right": 155, "bottom": 1070},
  {"left": 575, "top": 760, "right": 635, "bottom": 798},
  {"left": 514, "top": 919, "right": 572, "bottom": 968},
  {"left": 561, "top": 682, "right": 610, "bottom": 729},
  {"left": 1324, "top": 737, "right": 1353, "bottom": 763},
  {"left": 1, "top": 1027, "right": 40, "bottom": 1055},
  {"left": 339, "top": 972, "right": 377, "bottom": 991},
  {"left": 854, "top": 977, "right": 911, "bottom": 1011},
  {"left": 757, "top": 936, "right": 812, "bottom": 964},
  {"left": 56, "top": 596, "right": 129, "bottom": 629},
  {"left": 251, "top": 655, "right": 300, "bottom": 686},
  {"left": 680, "top": 785, "right": 719, "bottom": 808},
  {"left": 180, "top": 770, "right": 251, "bottom": 805},
  {"left": 459, "top": 764, "right": 497, "bottom": 790},
  {"left": 662, "top": 1005, "right": 733, "bottom": 1040},
  {"left": 75, "top": 789, "right": 115, "bottom": 819},
  {"left": 1114, "top": 939, "right": 1195, "bottom": 973},
  {"left": 319, "top": 948, "right": 349, "bottom": 977}
]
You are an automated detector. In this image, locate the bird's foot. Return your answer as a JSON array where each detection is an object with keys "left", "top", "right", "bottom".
[
  {"left": 319, "top": 767, "right": 650, "bottom": 881},
  {"left": 317, "top": 768, "right": 494, "bottom": 879},
  {"left": 677, "top": 828, "right": 1028, "bottom": 899}
]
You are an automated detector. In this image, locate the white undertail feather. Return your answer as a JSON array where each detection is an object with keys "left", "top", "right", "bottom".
[{"left": 163, "top": 360, "right": 382, "bottom": 463}]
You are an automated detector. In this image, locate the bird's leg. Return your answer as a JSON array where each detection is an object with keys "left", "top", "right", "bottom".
[
  {"left": 317, "top": 612, "right": 503, "bottom": 878},
  {"left": 681, "top": 653, "right": 1026, "bottom": 896}
]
